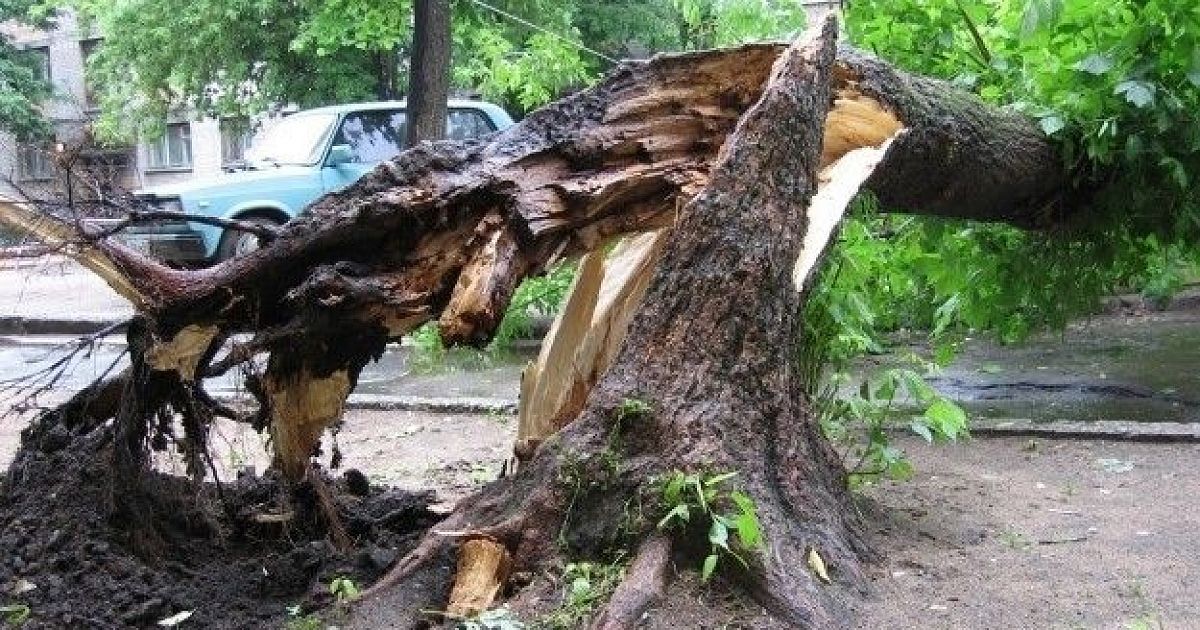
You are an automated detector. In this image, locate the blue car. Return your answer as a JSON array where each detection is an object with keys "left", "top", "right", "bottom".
[{"left": 127, "top": 100, "right": 515, "bottom": 263}]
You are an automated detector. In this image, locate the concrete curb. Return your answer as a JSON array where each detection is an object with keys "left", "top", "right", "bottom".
[
  {"left": 214, "top": 391, "right": 1200, "bottom": 442},
  {"left": 212, "top": 393, "right": 518, "bottom": 415},
  {"left": 0, "top": 317, "right": 122, "bottom": 336},
  {"left": 969, "top": 419, "right": 1200, "bottom": 443}
]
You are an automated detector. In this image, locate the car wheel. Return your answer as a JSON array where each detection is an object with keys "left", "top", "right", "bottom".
[{"left": 215, "top": 215, "right": 283, "bottom": 262}]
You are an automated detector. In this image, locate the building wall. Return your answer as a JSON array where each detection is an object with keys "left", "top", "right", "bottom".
[{"left": 0, "top": 10, "right": 246, "bottom": 200}]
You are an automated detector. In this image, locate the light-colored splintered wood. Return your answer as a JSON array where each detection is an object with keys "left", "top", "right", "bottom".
[
  {"left": 515, "top": 230, "right": 669, "bottom": 458},
  {"left": 145, "top": 324, "right": 219, "bottom": 381},
  {"left": 794, "top": 134, "right": 900, "bottom": 292},
  {"left": 820, "top": 90, "right": 903, "bottom": 168},
  {"left": 263, "top": 367, "right": 351, "bottom": 481},
  {"left": 445, "top": 535, "right": 512, "bottom": 618}
]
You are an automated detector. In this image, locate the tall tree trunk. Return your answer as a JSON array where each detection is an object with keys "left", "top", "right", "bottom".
[{"left": 406, "top": 0, "right": 451, "bottom": 145}]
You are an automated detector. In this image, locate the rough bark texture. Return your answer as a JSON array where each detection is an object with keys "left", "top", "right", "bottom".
[
  {"left": 349, "top": 21, "right": 872, "bottom": 628},
  {"left": 0, "top": 14, "right": 1073, "bottom": 630},
  {"left": 406, "top": 0, "right": 451, "bottom": 144}
]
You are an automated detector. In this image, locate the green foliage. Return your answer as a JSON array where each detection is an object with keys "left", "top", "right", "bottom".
[
  {"left": 537, "top": 560, "right": 625, "bottom": 629},
  {"left": 0, "top": 603, "right": 31, "bottom": 626},
  {"left": 0, "top": 0, "right": 51, "bottom": 140},
  {"left": 491, "top": 262, "right": 576, "bottom": 348},
  {"left": 668, "top": 0, "right": 807, "bottom": 49},
  {"left": 328, "top": 576, "right": 360, "bottom": 603},
  {"left": 614, "top": 397, "right": 652, "bottom": 420},
  {"left": 656, "top": 470, "right": 764, "bottom": 582},
  {"left": 818, "top": 362, "right": 969, "bottom": 483},
  {"left": 845, "top": 0, "right": 1200, "bottom": 276},
  {"left": 65, "top": 0, "right": 382, "bottom": 142}
]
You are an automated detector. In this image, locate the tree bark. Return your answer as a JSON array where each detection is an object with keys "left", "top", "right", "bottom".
[
  {"left": 406, "top": 0, "right": 451, "bottom": 145},
  {"left": 0, "top": 14, "right": 1075, "bottom": 629},
  {"left": 348, "top": 20, "right": 885, "bottom": 628}
]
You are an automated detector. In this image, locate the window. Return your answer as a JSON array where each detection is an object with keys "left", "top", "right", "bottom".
[
  {"left": 146, "top": 123, "right": 192, "bottom": 170},
  {"left": 27, "top": 46, "right": 50, "bottom": 84},
  {"left": 220, "top": 119, "right": 254, "bottom": 165},
  {"left": 330, "top": 108, "right": 497, "bottom": 163},
  {"left": 16, "top": 145, "right": 55, "bottom": 181},
  {"left": 333, "top": 110, "right": 407, "bottom": 164},
  {"left": 79, "top": 38, "right": 101, "bottom": 109},
  {"left": 447, "top": 109, "right": 495, "bottom": 140},
  {"left": 244, "top": 113, "right": 336, "bottom": 166}
]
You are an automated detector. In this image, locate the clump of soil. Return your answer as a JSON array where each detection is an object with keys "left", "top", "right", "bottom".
[{"left": 0, "top": 416, "right": 440, "bottom": 629}]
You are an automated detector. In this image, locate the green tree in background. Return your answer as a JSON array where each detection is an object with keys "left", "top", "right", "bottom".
[
  {"left": 0, "top": 0, "right": 52, "bottom": 140},
  {"left": 55, "top": 0, "right": 808, "bottom": 140}
]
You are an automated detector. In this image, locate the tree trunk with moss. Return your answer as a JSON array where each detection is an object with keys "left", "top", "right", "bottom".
[{"left": 0, "top": 15, "right": 1071, "bottom": 628}]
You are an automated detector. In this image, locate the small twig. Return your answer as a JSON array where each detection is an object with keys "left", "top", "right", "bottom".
[{"left": 1037, "top": 535, "right": 1090, "bottom": 545}]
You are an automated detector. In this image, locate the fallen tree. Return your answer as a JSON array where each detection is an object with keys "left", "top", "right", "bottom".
[{"left": 1, "top": 16, "right": 1072, "bottom": 628}]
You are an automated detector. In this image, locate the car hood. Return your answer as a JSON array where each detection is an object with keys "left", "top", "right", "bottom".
[{"left": 137, "top": 165, "right": 316, "bottom": 198}]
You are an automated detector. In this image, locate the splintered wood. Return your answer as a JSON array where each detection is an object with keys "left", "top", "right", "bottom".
[
  {"left": 515, "top": 230, "right": 670, "bottom": 456},
  {"left": 263, "top": 367, "right": 352, "bottom": 481},
  {"left": 446, "top": 536, "right": 512, "bottom": 618},
  {"left": 516, "top": 101, "right": 903, "bottom": 452}
]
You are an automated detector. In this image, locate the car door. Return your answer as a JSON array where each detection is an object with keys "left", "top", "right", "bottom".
[{"left": 321, "top": 109, "right": 407, "bottom": 192}]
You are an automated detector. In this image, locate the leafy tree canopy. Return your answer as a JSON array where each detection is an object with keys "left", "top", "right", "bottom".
[
  {"left": 0, "top": 0, "right": 52, "bottom": 140},
  {"left": 55, "top": 0, "right": 806, "bottom": 140}
]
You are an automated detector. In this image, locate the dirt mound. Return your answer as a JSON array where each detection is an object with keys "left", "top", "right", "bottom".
[{"left": 0, "top": 416, "right": 439, "bottom": 629}]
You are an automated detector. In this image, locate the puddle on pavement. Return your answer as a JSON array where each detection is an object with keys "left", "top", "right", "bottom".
[{"left": 922, "top": 311, "right": 1200, "bottom": 423}]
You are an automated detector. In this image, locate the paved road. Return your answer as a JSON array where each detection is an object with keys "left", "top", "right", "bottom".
[
  {"left": 0, "top": 255, "right": 132, "bottom": 327},
  {"left": 2, "top": 254, "right": 1199, "bottom": 427}
]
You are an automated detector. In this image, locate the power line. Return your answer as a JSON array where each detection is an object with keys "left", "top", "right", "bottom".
[{"left": 462, "top": 0, "right": 619, "bottom": 64}]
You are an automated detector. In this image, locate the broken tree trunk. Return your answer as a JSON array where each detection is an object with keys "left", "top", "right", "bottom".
[
  {"left": 0, "top": 13, "right": 1073, "bottom": 628},
  {"left": 347, "top": 21, "right": 899, "bottom": 628}
]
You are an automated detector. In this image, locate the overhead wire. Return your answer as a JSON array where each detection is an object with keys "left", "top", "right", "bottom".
[{"left": 461, "top": 0, "right": 620, "bottom": 64}]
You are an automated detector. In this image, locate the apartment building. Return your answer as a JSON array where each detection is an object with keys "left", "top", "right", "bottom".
[{"left": 0, "top": 11, "right": 255, "bottom": 200}]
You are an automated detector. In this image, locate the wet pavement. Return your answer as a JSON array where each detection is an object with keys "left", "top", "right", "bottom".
[
  {"left": 928, "top": 308, "right": 1200, "bottom": 424},
  {"left": 1, "top": 306, "right": 1199, "bottom": 426},
  {"left": 1, "top": 255, "right": 1199, "bottom": 425}
]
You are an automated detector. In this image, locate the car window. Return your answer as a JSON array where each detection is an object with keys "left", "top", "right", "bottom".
[
  {"left": 333, "top": 110, "right": 407, "bottom": 163},
  {"left": 447, "top": 109, "right": 496, "bottom": 140},
  {"left": 332, "top": 108, "right": 499, "bottom": 164}
]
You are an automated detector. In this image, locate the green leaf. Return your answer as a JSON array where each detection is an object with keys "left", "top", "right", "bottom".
[
  {"left": 1114, "top": 80, "right": 1156, "bottom": 108},
  {"left": 1073, "top": 53, "right": 1114, "bottom": 75},
  {"left": 1039, "top": 115, "right": 1065, "bottom": 136},
  {"left": 1019, "top": 0, "right": 1063, "bottom": 38},
  {"left": 662, "top": 473, "right": 685, "bottom": 505},
  {"left": 924, "top": 399, "right": 969, "bottom": 440},
  {"left": 709, "top": 519, "right": 730, "bottom": 551},
  {"left": 703, "top": 471, "right": 738, "bottom": 487},
  {"left": 657, "top": 504, "right": 689, "bottom": 529},
  {"left": 700, "top": 554, "right": 719, "bottom": 582},
  {"left": 910, "top": 420, "right": 934, "bottom": 443}
]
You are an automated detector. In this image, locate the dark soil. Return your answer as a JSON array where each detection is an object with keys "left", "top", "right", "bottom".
[{"left": 0, "top": 416, "right": 440, "bottom": 629}]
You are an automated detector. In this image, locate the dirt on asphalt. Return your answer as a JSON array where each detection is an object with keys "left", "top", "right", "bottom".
[
  {"left": 852, "top": 436, "right": 1198, "bottom": 630},
  {"left": 0, "top": 409, "right": 1196, "bottom": 628}
]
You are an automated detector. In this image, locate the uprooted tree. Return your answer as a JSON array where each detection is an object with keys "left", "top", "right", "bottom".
[{"left": 0, "top": 17, "right": 1077, "bottom": 628}]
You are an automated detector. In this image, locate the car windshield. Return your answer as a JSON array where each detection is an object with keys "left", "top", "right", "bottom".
[{"left": 244, "top": 113, "right": 337, "bottom": 166}]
